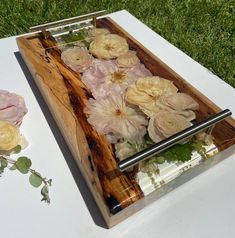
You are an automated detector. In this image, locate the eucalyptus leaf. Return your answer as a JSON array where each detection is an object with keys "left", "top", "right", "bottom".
[
  {"left": 0, "top": 159, "right": 8, "bottom": 168},
  {"left": 29, "top": 173, "right": 43, "bottom": 188},
  {"left": 15, "top": 157, "right": 32, "bottom": 174},
  {"left": 9, "top": 164, "right": 17, "bottom": 170},
  {"left": 0, "top": 155, "right": 52, "bottom": 204},
  {"left": 14, "top": 145, "right": 22, "bottom": 154},
  {"left": 0, "top": 167, "right": 4, "bottom": 176}
]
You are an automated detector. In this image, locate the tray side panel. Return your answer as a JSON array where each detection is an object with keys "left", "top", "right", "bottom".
[
  {"left": 16, "top": 35, "right": 112, "bottom": 225},
  {"left": 17, "top": 34, "right": 144, "bottom": 226}
]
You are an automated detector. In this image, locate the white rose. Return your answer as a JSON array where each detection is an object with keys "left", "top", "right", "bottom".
[{"left": 148, "top": 111, "right": 191, "bottom": 142}]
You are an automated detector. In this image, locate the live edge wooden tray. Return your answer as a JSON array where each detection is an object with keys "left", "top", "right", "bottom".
[{"left": 16, "top": 12, "right": 235, "bottom": 228}]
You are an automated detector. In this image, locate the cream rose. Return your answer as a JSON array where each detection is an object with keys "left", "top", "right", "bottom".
[
  {"left": 61, "top": 47, "right": 93, "bottom": 73},
  {"left": 0, "top": 120, "right": 20, "bottom": 151},
  {"left": 148, "top": 111, "right": 191, "bottom": 142},
  {"left": 89, "top": 34, "right": 129, "bottom": 59},
  {"left": 88, "top": 27, "right": 110, "bottom": 38},
  {"left": 154, "top": 93, "right": 199, "bottom": 121},
  {"left": 126, "top": 76, "right": 178, "bottom": 116},
  {"left": 159, "top": 93, "right": 199, "bottom": 111},
  {"left": 117, "top": 51, "right": 140, "bottom": 68}
]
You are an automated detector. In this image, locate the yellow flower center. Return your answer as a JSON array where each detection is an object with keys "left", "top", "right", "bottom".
[
  {"left": 115, "top": 108, "right": 123, "bottom": 116},
  {"left": 104, "top": 43, "right": 114, "bottom": 51},
  {"left": 111, "top": 71, "right": 127, "bottom": 84}
]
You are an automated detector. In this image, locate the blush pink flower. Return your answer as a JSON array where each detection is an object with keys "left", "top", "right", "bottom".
[
  {"left": 85, "top": 93, "right": 148, "bottom": 142},
  {"left": 0, "top": 90, "right": 28, "bottom": 126},
  {"left": 82, "top": 59, "right": 152, "bottom": 99}
]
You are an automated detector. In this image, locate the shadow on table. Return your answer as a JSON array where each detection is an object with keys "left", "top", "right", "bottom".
[{"left": 14, "top": 51, "right": 107, "bottom": 229}]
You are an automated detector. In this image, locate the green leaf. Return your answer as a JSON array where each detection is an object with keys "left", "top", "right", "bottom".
[
  {"left": 15, "top": 157, "right": 32, "bottom": 174},
  {"left": 0, "top": 159, "right": 8, "bottom": 168},
  {"left": 29, "top": 173, "right": 43, "bottom": 188},
  {"left": 13, "top": 145, "right": 22, "bottom": 154},
  {"left": 9, "top": 164, "right": 17, "bottom": 170},
  {"left": 0, "top": 167, "right": 5, "bottom": 176},
  {"left": 155, "top": 156, "right": 166, "bottom": 164},
  {"left": 161, "top": 143, "right": 193, "bottom": 163}
]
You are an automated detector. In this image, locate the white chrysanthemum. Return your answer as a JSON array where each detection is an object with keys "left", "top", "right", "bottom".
[{"left": 85, "top": 94, "right": 148, "bottom": 141}]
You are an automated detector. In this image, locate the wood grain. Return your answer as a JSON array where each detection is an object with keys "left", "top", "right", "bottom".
[{"left": 17, "top": 32, "right": 144, "bottom": 217}]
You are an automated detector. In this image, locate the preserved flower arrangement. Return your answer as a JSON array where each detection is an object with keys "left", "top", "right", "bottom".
[{"left": 57, "top": 27, "right": 218, "bottom": 195}]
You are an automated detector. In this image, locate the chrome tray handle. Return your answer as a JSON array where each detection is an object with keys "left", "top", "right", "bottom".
[
  {"left": 29, "top": 10, "right": 106, "bottom": 35},
  {"left": 118, "top": 109, "right": 232, "bottom": 172}
]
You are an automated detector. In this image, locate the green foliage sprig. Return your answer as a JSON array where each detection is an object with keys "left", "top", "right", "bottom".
[
  {"left": 59, "top": 28, "right": 90, "bottom": 48},
  {"left": 138, "top": 134, "right": 213, "bottom": 174},
  {"left": 160, "top": 143, "right": 194, "bottom": 163},
  {"left": 0, "top": 151, "right": 52, "bottom": 203}
]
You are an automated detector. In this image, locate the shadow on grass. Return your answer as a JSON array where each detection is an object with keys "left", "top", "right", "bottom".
[{"left": 14, "top": 51, "right": 107, "bottom": 229}]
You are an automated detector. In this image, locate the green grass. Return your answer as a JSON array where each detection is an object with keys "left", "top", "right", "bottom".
[{"left": 0, "top": 0, "right": 234, "bottom": 87}]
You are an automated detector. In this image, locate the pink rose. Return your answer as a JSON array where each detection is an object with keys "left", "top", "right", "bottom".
[{"left": 0, "top": 90, "right": 28, "bottom": 126}]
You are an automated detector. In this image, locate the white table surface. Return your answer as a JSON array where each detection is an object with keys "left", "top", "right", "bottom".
[{"left": 0, "top": 10, "right": 235, "bottom": 238}]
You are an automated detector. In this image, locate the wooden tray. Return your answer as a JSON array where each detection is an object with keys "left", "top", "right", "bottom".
[{"left": 16, "top": 17, "right": 235, "bottom": 227}]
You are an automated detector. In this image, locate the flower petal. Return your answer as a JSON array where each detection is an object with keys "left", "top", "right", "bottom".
[
  {"left": 85, "top": 94, "right": 148, "bottom": 141},
  {"left": 0, "top": 120, "right": 20, "bottom": 151},
  {"left": 89, "top": 34, "right": 129, "bottom": 59},
  {"left": 61, "top": 47, "right": 93, "bottom": 73},
  {"left": 0, "top": 90, "right": 28, "bottom": 126},
  {"left": 148, "top": 111, "right": 191, "bottom": 142}
]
